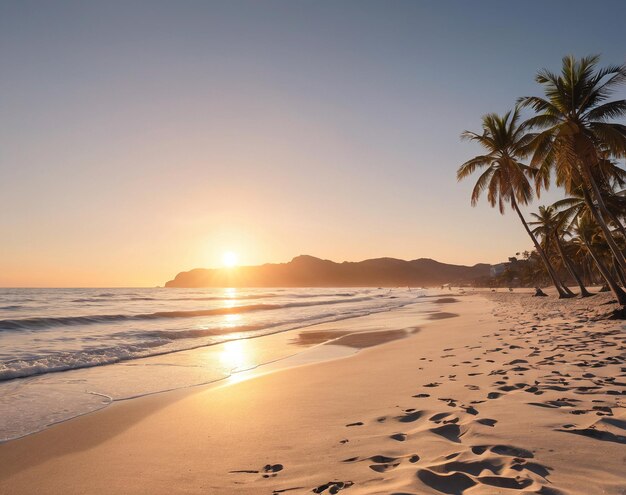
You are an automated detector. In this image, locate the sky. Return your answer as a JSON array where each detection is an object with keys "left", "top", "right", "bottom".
[{"left": 1, "top": 0, "right": 625, "bottom": 287}]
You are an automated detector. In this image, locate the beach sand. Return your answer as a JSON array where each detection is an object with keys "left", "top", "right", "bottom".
[{"left": 0, "top": 292, "right": 624, "bottom": 494}]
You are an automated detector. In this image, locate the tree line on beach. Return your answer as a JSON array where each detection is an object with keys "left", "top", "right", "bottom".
[{"left": 459, "top": 55, "right": 626, "bottom": 308}]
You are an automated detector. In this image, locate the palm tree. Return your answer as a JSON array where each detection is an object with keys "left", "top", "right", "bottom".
[
  {"left": 563, "top": 157, "right": 626, "bottom": 242},
  {"left": 458, "top": 108, "right": 571, "bottom": 297},
  {"left": 529, "top": 205, "right": 591, "bottom": 297},
  {"left": 528, "top": 205, "right": 576, "bottom": 296},
  {"left": 519, "top": 55, "right": 626, "bottom": 272},
  {"left": 572, "top": 216, "right": 626, "bottom": 305},
  {"left": 554, "top": 184, "right": 626, "bottom": 289}
]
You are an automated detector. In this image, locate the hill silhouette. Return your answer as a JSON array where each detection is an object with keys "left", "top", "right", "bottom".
[{"left": 164, "top": 255, "right": 490, "bottom": 288}]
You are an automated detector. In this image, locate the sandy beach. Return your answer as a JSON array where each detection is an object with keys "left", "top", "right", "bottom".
[
  {"left": 0, "top": 291, "right": 624, "bottom": 495},
  {"left": 3, "top": 3, "right": 626, "bottom": 494}
]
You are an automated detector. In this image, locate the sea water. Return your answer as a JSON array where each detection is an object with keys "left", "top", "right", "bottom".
[{"left": 0, "top": 287, "right": 426, "bottom": 441}]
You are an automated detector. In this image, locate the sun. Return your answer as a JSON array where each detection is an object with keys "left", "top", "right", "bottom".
[{"left": 222, "top": 251, "right": 239, "bottom": 268}]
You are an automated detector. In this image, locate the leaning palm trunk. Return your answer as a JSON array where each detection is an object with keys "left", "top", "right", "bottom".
[
  {"left": 562, "top": 282, "right": 576, "bottom": 297},
  {"left": 545, "top": 239, "right": 575, "bottom": 296},
  {"left": 554, "top": 234, "right": 591, "bottom": 297},
  {"left": 605, "top": 209, "right": 626, "bottom": 247},
  {"left": 511, "top": 198, "right": 570, "bottom": 297},
  {"left": 613, "top": 257, "right": 626, "bottom": 288},
  {"left": 580, "top": 162, "right": 626, "bottom": 272},
  {"left": 581, "top": 239, "right": 626, "bottom": 305}
]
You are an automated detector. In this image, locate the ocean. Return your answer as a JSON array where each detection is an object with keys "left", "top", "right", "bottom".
[{"left": 0, "top": 287, "right": 427, "bottom": 441}]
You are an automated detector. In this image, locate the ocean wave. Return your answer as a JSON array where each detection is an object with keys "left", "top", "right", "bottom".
[
  {"left": 0, "top": 296, "right": 378, "bottom": 331},
  {"left": 0, "top": 315, "right": 351, "bottom": 380},
  {"left": 70, "top": 292, "right": 358, "bottom": 303},
  {"left": 0, "top": 295, "right": 418, "bottom": 381},
  {"left": 71, "top": 294, "right": 280, "bottom": 303},
  {"left": 0, "top": 342, "right": 168, "bottom": 381}
]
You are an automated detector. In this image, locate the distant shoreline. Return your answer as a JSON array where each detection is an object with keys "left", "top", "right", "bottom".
[{"left": 165, "top": 255, "right": 491, "bottom": 288}]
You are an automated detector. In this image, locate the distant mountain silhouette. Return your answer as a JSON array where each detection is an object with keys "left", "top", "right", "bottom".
[{"left": 165, "top": 255, "right": 491, "bottom": 288}]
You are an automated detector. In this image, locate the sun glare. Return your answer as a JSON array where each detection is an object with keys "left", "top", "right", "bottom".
[
  {"left": 222, "top": 251, "right": 238, "bottom": 268},
  {"left": 219, "top": 340, "right": 252, "bottom": 374}
]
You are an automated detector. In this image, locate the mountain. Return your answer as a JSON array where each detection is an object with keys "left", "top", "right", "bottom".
[{"left": 164, "top": 255, "right": 491, "bottom": 288}]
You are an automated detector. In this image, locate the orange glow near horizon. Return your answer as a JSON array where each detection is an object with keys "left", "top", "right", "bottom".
[{"left": 4, "top": 2, "right": 602, "bottom": 289}]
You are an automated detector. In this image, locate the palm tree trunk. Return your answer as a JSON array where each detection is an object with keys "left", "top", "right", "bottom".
[
  {"left": 587, "top": 259, "right": 594, "bottom": 285},
  {"left": 545, "top": 238, "right": 575, "bottom": 296},
  {"left": 604, "top": 208, "right": 626, "bottom": 247},
  {"left": 614, "top": 256, "right": 626, "bottom": 288},
  {"left": 562, "top": 283, "right": 576, "bottom": 296},
  {"left": 510, "top": 198, "right": 570, "bottom": 297},
  {"left": 580, "top": 162, "right": 626, "bottom": 271},
  {"left": 554, "top": 234, "right": 591, "bottom": 296},
  {"left": 582, "top": 238, "right": 626, "bottom": 305}
]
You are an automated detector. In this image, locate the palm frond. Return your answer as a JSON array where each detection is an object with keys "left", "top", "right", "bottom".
[
  {"left": 583, "top": 100, "right": 626, "bottom": 122},
  {"left": 457, "top": 155, "right": 494, "bottom": 180}
]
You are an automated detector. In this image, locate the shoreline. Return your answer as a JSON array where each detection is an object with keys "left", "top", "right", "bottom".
[
  {"left": 0, "top": 293, "right": 436, "bottom": 443},
  {"left": 1, "top": 292, "right": 624, "bottom": 494}
]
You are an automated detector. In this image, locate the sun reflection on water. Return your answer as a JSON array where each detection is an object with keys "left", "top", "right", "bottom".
[
  {"left": 224, "top": 313, "right": 242, "bottom": 326},
  {"left": 223, "top": 288, "right": 238, "bottom": 309},
  {"left": 219, "top": 339, "right": 254, "bottom": 375}
]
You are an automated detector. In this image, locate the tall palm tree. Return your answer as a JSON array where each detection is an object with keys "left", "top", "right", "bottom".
[
  {"left": 519, "top": 55, "right": 626, "bottom": 272},
  {"left": 572, "top": 216, "right": 626, "bottom": 305},
  {"left": 529, "top": 205, "right": 591, "bottom": 297},
  {"left": 458, "top": 108, "right": 571, "bottom": 297}
]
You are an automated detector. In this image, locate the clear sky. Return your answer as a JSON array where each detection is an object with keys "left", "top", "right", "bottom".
[{"left": 1, "top": 0, "right": 625, "bottom": 287}]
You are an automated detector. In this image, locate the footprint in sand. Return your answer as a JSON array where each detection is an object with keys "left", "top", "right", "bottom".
[
  {"left": 369, "top": 461, "right": 400, "bottom": 473},
  {"left": 472, "top": 444, "right": 534, "bottom": 458},
  {"left": 417, "top": 443, "right": 551, "bottom": 494},
  {"left": 312, "top": 481, "right": 354, "bottom": 494},
  {"left": 429, "top": 423, "right": 462, "bottom": 443},
  {"left": 390, "top": 433, "right": 407, "bottom": 441},
  {"left": 460, "top": 405, "right": 478, "bottom": 415},
  {"left": 396, "top": 410, "right": 424, "bottom": 423},
  {"left": 528, "top": 398, "right": 580, "bottom": 409},
  {"left": 417, "top": 469, "right": 476, "bottom": 493},
  {"left": 437, "top": 397, "right": 458, "bottom": 408},
  {"left": 478, "top": 475, "right": 532, "bottom": 490},
  {"left": 555, "top": 426, "right": 626, "bottom": 444},
  {"left": 230, "top": 463, "right": 284, "bottom": 478},
  {"left": 429, "top": 412, "right": 455, "bottom": 423},
  {"left": 428, "top": 458, "right": 502, "bottom": 476},
  {"left": 344, "top": 453, "right": 419, "bottom": 474},
  {"left": 262, "top": 464, "right": 284, "bottom": 478}
]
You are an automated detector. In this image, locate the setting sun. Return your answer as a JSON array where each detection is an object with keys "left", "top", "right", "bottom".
[{"left": 221, "top": 251, "right": 239, "bottom": 268}]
